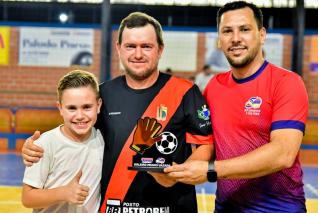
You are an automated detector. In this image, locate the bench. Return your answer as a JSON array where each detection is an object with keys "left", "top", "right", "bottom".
[{"left": 0, "top": 107, "right": 63, "bottom": 151}]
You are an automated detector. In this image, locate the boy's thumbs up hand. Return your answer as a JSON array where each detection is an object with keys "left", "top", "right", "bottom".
[
  {"left": 63, "top": 170, "right": 90, "bottom": 205},
  {"left": 75, "top": 170, "right": 82, "bottom": 182}
]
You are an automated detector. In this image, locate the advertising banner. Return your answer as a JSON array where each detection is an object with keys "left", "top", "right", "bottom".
[
  {"left": 19, "top": 27, "right": 93, "bottom": 67},
  {"left": 0, "top": 27, "right": 10, "bottom": 65}
]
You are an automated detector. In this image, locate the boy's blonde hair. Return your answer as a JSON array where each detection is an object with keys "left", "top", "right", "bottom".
[{"left": 57, "top": 70, "right": 99, "bottom": 103}]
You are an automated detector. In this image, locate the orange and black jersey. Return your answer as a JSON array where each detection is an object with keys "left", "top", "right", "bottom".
[{"left": 96, "top": 72, "right": 212, "bottom": 213}]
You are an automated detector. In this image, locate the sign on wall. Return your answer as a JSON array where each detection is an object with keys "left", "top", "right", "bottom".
[
  {"left": 0, "top": 26, "right": 10, "bottom": 65},
  {"left": 19, "top": 27, "right": 94, "bottom": 67},
  {"left": 205, "top": 32, "right": 284, "bottom": 72}
]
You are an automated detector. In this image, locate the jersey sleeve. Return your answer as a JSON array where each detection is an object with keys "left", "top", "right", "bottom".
[
  {"left": 271, "top": 72, "right": 308, "bottom": 133},
  {"left": 183, "top": 84, "right": 213, "bottom": 145},
  {"left": 23, "top": 136, "right": 52, "bottom": 189}
]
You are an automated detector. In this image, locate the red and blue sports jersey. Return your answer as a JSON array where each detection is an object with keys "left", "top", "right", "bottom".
[{"left": 204, "top": 61, "right": 308, "bottom": 212}]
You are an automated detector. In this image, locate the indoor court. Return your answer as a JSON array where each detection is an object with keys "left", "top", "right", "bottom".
[
  {"left": 1, "top": 140, "right": 318, "bottom": 212},
  {"left": 1, "top": 0, "right": 318, "bottom": 212}
]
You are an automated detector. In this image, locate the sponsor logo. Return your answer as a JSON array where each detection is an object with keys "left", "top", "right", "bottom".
[
  {"left": 157, "top": 104, "right": 168, "bottom": 121},
  {"left": 106, "top": 201, "right": 170, "bottom": 213},
  {"left": 106, "top": 199, "right": 121, "bottom": 213},
  {"left": 109, "top": 112, "right": 121, "bottom": 115},
  {"left": 141, "top": 158, "right": 153, "bottom": 163},
  {"left": 197, "top": 105, "right": 210, "bottom": 121},
  {"left": 156, "top": 157, "right": 166, "bottom": 164},
  {"left": 244, "top": 96, "right": 262, "bottom": 116}
]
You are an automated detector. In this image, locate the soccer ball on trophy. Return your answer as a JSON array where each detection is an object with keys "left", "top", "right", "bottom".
[{"left": 156, "top": 132, "right": 178, "bottom": 155}]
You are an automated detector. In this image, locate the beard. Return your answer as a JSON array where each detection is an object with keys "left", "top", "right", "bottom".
[
  {"left": 124, "top": 65, "right": 157, "bottom": 81},
  {"left": 120, "top": 57, "right": 160, "bottom": 82},
  {"left": 225, "top": 43, "right": 261, "bottom": 68}
]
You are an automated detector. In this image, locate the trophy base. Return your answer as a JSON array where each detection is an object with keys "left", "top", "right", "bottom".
[
  {"left": 128, "top": 165, "right": 169, "bottom": 173},
  {"left": 129, "top": 150, "right": 172, "bottom": 173}
]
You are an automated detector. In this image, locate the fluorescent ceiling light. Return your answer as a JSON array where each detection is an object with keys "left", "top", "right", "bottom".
[{"left": 59, "top": 13, "right": 68, "bottom": 23}]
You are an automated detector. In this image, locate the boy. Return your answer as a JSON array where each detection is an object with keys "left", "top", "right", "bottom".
[{"left": 22, "top": 70, "right": 104, "bottom": 213}]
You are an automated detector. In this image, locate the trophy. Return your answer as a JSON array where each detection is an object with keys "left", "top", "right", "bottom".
[{"left": 128, "top": 117, "right": 177, "bottom": 172}]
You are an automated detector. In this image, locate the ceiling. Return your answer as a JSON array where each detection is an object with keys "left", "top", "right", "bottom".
[{"left": 1, "top": 0, "right": 318, "bottom": 8}]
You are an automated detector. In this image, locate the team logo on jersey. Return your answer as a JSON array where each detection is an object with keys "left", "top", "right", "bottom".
[
  {"left": 157, "top": 104, "right": 168, "bottom": 121},
  {"left": 245, "top": 96, "right": 262, "bottom": 116},
  {"left": 245, "top": 96, "right": 262, "bottom": 109},
  {"left": 197, "top": 105, "right": 210, "bottom": 121}
]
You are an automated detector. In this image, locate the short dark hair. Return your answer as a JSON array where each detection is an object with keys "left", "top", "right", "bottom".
[
  {"left": 118, "top": 12, "right": 164, "bottom": 46},
  {"left": 217, "top": 1, "right": 263, "bottom": 30},
  {"left": 57, "top": 70, "right": 99, "bottom": 102}
]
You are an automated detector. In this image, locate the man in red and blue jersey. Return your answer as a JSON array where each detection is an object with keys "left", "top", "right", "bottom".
[{"left": 165, "top": 1, "right": 308, "bottom": 212}]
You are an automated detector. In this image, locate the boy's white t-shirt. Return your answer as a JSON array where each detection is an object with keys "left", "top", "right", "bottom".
[{"left": 23, "top": 126, "right": 104, "bottom": 213}]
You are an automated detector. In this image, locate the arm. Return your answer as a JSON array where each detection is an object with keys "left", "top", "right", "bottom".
[
  {"left": 215, "top": 128, "right": 302, "bottom": 179},
  {"left": 22, "top": 131, "right": 44, "bottom": 166},
  {"left": 22, "top": 184, "right": 68, "bottom": 208},
  {"left": 214, "top": 73, "right": 307, "bottom": 179},
  {"left": 187, "top": 144, "right": 213, "bottom": 162},
  {"left": 22, "top": 171, "right": 89, "bottom": 208},
  {"left": 165, "top": 128, "right": 302, "bottom": 183}
]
